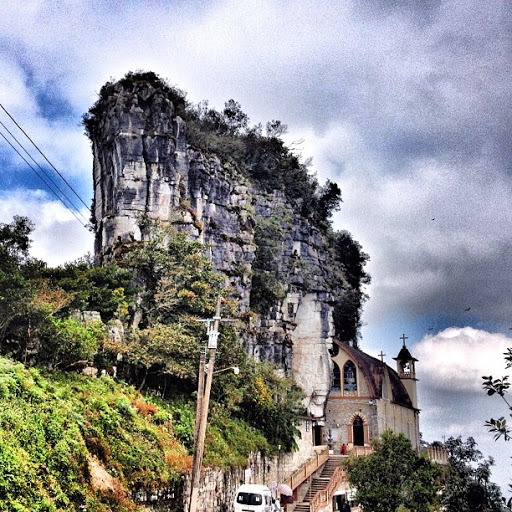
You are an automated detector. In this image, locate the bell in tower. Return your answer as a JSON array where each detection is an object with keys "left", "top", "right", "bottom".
[{"left": 393, "top": 334, "right": 419, "bottom": 409}]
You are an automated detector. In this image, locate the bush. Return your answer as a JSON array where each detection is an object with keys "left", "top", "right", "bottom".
[{"left": 37, "top": 317, "right": 106, "bottom": 368}]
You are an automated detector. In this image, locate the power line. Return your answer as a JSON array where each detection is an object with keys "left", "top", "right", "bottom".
[
  {"left": 0, "top": 127, "right": 89, "bottom": 229},
  {"left": 0, "top": 119, "right": 89, "bottom": 226},
  {"left": 0, "top": 103, "right": 90, "bottom": 210}
]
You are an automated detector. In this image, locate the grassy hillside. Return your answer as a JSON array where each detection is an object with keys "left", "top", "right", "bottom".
[
  {"left": 0, "top": 356, "right": 188, "bottom": 511},
  {"left": 0, "top": 356, "right": 272, "bottom": 511}
]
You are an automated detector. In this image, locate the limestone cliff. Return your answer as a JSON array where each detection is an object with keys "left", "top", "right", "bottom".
[{"left": 85, "top": 72, "right": 369, "bottom": 420}]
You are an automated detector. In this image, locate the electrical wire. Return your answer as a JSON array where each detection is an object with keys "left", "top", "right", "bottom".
[
  {"left": 0, "top": 127, "right": 89, "bottom": 229},
  {"left": 0, "top": 103, "right": 90, "bottom": 210},
  {"left": 0, "top": 119, "right": 90, "bottom": 226}
]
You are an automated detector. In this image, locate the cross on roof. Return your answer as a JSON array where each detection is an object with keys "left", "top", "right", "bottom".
[
  {"left": 400, "top": 333, "right": 408, "bottom": 346},
  {"left": 378, "top": 351, "right": 386, "bottom": 362}
]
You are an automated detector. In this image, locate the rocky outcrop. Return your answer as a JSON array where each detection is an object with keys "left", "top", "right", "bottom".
[{"left": 87, "top": 76, "right": 354, "bottom": 419}]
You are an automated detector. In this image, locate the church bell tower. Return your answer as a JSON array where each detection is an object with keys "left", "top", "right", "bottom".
[{"left": 394, "top": 334, "right": 419, "bottom": 409}]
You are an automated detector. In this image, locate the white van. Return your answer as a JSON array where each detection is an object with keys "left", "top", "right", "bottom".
[{"left": 233, "top": 484, "right": 273, "bottom": 512}]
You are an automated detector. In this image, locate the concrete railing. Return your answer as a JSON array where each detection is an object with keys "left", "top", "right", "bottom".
[
  {"left": 350, "top": 446, "right": 373, "bottom": 457},
  {"left": 286, "top": 447, "right": 330, "bottom": 491}
]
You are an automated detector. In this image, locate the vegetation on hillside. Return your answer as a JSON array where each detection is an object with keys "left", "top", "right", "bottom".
[
  {"left": 0, "top": 356, "right": 187, "bottom": 511},
  {"left": 0, "top": 215, "right": 303, "bottom": 463}
]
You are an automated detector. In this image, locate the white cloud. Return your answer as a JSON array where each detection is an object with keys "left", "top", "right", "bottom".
[
  {"left": 415, "top": 327, "right": 511, "bottom": 392},
  {"left": 0, "top": 189, "right": 93, "bottom": 266}
]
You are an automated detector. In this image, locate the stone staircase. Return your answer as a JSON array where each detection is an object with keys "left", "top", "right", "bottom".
[{"left": 292, "top": 456, "right": 345, "bottom": 512}]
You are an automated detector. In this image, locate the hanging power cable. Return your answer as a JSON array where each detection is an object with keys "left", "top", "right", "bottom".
[
  {"left": 0, "top": 119, "right": 90, "bottom": 226},
  {"left": 0, "top": 128, "right": 89, "bottom": 229},
  {"left": 0, "top": 103, "right": 90, "bottom": 210}
]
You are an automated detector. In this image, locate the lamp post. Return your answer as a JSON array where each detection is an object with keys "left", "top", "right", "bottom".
[{"left": 189, "top": 297, "right": 223, "bottom": 512}]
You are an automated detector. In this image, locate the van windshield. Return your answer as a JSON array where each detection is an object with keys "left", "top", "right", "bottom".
[{"left": 236, "top": 492, "right": 263, "bottom": 505}]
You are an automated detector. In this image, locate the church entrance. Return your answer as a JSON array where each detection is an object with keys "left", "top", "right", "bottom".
[
  {"left": 313, "top": 424, "right": 323, "bottom": 446},
  {"left": 352, "top": 417, "right": 364, "bottom": 446}
]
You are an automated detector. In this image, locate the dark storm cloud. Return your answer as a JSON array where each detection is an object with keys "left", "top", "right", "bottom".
[{"left": 356, "top": 0, "right": 443, "bottom": 25}]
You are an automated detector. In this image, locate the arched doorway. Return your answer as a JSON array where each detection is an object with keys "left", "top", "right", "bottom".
[{"left": 353, "top": 416, "right": 364, "bottom": 446}]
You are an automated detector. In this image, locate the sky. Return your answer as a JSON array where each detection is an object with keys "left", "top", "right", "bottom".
[{"left": 0, "top": 0, "right": 511, "bottom": 493}]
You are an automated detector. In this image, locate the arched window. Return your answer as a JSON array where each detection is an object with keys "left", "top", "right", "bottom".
[
  {"left": 343, "top": 361, "right": 357, "bottom": 392},
  {"left": 332, "top": 363, "right": 341, "bottom": 390}
]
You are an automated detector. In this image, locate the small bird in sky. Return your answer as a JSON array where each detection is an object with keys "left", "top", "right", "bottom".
[
  {"left": 428, "top": 326, "right": 433, "bottom": 331},
  {"left": 464, "top": 307, "right": 471, "bottom": 311},
  {"left": 431, "top": 218, "right": 435, "bottom": 221}
]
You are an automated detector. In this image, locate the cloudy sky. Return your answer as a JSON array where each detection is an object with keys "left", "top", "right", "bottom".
[{"left": 1, "top": 0, "right": 511, "bottom": 492}]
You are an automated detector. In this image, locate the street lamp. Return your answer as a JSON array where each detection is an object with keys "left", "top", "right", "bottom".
[{"left": 212, "top": 365, "right": 240, "bottom": 375}]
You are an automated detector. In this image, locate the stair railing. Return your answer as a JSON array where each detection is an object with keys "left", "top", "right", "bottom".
[
  {"left": 309, "top": 466, "right": 347, "bottom": 512},
  {"left": 286, "top": 447, "right": 330, "bottom": 491}
]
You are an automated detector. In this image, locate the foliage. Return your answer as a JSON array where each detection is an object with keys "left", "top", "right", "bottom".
[
  {"left": 36, "top": 316, "right": 106, "bottom": 369},
  {"left": 329, "top": 230, "right": 371, "bottom": 344},
  {"left": 124, "top": 223, "right": 226, "bottom": 327},
  {"left": 0, "top": 216, "right": 39, "bottom": 343},
  {"left": 209, "top": 325, "right": 304, "bottom": 453},
  {"left": 40, "top": 261, "right": 135, "bottom": 322},
  {"left": 106, "top": 323, "right": 199, "bottom": 391},
  {"left": 0, "top": 355, "right": 187, "bottom": 511},
  {"left": 483, "top": 348, "right": 512, "bottom": 441},
  {"left": 346, "top": 430, "right": 441, "bottom": 512},
  {"left": 441, "top": 436, "right": 506, "bottom": 512},
  {"left": 250, "top": 216, "right": 287, "bottom": 313},
  {"left": 237, "top": 362, "right": 304, "bottom": 452},
  {"left": 483, "top": 347, "right": 512, "bottom": 508}
]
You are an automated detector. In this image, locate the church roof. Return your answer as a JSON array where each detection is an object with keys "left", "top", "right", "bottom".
[
  {"left": 394, "top": 345, "right": 418, "bottom": 362},
  {"left": 334, "top": 341, "right": 414, "bottom": 409}
]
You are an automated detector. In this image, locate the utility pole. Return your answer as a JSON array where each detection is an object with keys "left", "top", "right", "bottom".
[{"left": 189, "top": 297, "right": 223, "bottom": 512}]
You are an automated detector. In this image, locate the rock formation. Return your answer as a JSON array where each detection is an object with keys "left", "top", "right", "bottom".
[{"left": 85, "top": 72, "right": 368, "bottom": 420}]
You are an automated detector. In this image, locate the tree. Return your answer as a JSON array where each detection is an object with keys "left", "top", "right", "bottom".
[
  {"left": 329, "top": 230, "right": 371, "bottom": 344},
  {"left": 222, "top": 99, "right": 249, "bottom": 134},
  {"left": 124, "top": 223, "right": 226, "bottom": 327},
  {"left": 0, "top": 216, "right": 37, "bottom": 343},
  {"left": 442, "top": 436, "right": 505, "bottom": 512},
  {"left": 483, "top": 347, "right": 512, "bottom": 509},
  {"left": 346, "top": 430, "right": 441, "bottom": 512}
]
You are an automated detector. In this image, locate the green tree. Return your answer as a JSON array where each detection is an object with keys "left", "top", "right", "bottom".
[
  {"left": 109, "top": 323, "right": 200, "bottom": 391},
  {"left": 329, "top": 230, "right": 370, "bottom": 345},
  {"left": 40, "top": 260, "right": 135, "bottom": 322},
  {"left": 37, "top": 316, "right": 106, "bottom": 369},
  {"left": 0, "top": 216, "right": 38, "bottom": 344},
  {"left": 124, "top": 223, "right": 226, "bottom": 327},
  {"left": 346, "top": 430, "right": 441, "bottom": 512},
  {"left": 442, "top": 436, "right": 505, "bottom": 512},
  {"left": 483, "top": 347, "right": 512, "bottom": 509}
]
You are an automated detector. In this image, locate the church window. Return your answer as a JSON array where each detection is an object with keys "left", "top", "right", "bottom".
[
  {"left": 343, "top": 361, "right": 357, "bottom": 392},
  {"left": 332, "top": 363, "right": 341, "bottom": 390}
]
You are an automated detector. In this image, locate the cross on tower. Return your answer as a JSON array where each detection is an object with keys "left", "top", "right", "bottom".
[
  {"left": 400, "top": 333, "right": 408, "bottom": 346},
  {"left": 378, "top": 351, "right": 386, "bottom": 362}
]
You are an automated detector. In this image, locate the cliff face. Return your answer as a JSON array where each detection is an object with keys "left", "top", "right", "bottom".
[{"left": 87, "top": 75, "right": 360, "bottom": 419}]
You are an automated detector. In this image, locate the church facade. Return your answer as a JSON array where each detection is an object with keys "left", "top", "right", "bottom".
[{"left": 324, "top": 340, "right": 420, "bottom": 451}]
